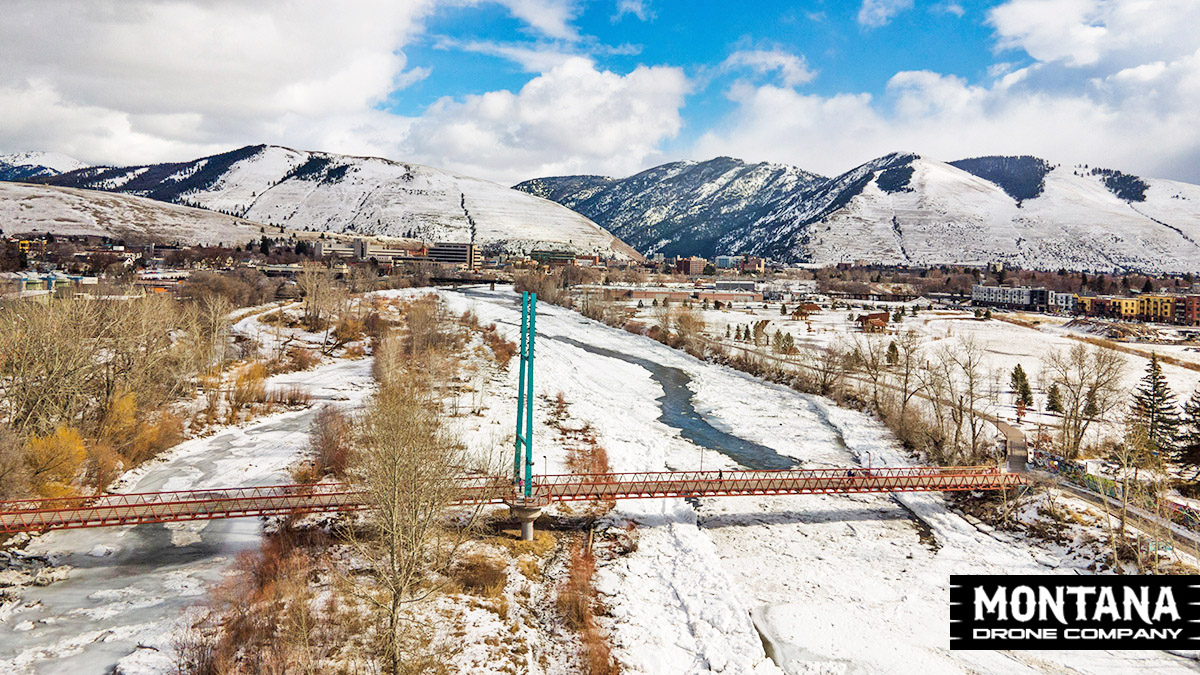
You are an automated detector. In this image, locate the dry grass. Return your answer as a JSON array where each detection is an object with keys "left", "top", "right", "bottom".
[
  {"left": 453, "top": 552, "right": 509, "bottom": 597},
  {"left": 558, "top": 540, "right": 619, "bottom": 675},
  {"left": 488, "top": 529, "right": 557, "bottom": 557},
  {"left": 268, "top": 384, "right": 312, "bottom": 407},
  {"left": 481, "top": 324, "right": 518, "bottom": 368},
  {"left": 229, "top": 362, "right": 268, "bottom": 408}
]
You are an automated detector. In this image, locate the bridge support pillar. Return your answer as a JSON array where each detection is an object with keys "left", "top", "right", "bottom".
[{"left": 510, "top": 505, "right": 542, "bottom": 541}]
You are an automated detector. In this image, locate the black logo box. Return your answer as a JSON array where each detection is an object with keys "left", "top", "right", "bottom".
[{"left": 951, "top": 575, "right": 1200, "bottom": 650}]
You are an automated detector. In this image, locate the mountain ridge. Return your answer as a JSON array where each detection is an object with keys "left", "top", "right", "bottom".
[
  {"left": 515, "top": 152, "right": 1200, "bottom": 272},
  {"left": 31, "top": 145, "right": 640, "bottom": 260}
]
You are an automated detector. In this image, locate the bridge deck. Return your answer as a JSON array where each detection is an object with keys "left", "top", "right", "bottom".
[{"left": 0, "top": 466, "right": 1023, "bottom": 533}]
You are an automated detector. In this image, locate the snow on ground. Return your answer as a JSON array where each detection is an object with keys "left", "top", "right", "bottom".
[
  {"left": 631, "top": 298, "right": 1200, "bottom": 447},
  {"left": 434, "top": 288, "right": 1200, "bottom": 675},
  {"left": 0, "top": 181, "right": 266, "bottom": 245},
  {"left": 0, "top": 357, "right": 375, "bottom": 675}
]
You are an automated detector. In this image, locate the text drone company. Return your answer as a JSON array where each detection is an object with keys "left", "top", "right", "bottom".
[{"left": 950, "top": 575, "right": 1199, "bottom": 650}]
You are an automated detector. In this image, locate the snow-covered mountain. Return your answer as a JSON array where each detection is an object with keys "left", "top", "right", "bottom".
[
  {"left": 514, "top": 157, "right": 823, "bottom": 258},
  {"left": 36, "top": 145, "right": 639, "bottom": 259},
  {"left": 518, "top": 153, "right": 1200, "bottom": 272},
  {"left": 0, "top": 182, "right": 266, "bottom": 245},
  {"left": 0, "top": 152, "right": 88, "bottom": 181}
]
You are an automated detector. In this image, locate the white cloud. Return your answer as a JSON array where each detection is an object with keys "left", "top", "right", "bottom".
[
  {"left": 403, "top": 57, "right": 689, "bottom": 182},
  {"left": 492, "top": 0, "right": 580, "bottom": 40},
  {"left": 694, "top": 51, "right": 1200, "bottom": 181},
  {"left": 694, "top": 0, "right": 1200, "bottom": 183},
  {"left": 614, "top": 0, "right": 651, "bottom": 21},
  {"left": 722, "top": 49, "right": 816, "bottom": 88},
  {"left": 0, "top": 0, "right": 433, "bottom": 165},
  {"left": 857, "top": 0, "right": 914, "bottom": 28},
  {"left": 988, "top": 0, "right": 1200, "bottom": 68}
]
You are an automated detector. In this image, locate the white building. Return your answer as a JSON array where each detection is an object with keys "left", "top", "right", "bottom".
[
  {"left": 971, "top": 284, "right": 1050, "bottom": 311},
  {"left": 1049, "top": 291, "right": 1077, "bottom": 313}
]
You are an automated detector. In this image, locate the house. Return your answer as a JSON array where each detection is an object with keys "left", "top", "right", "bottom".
[{"left": 856, "top": 312, "right": 889, "bottom": 333}]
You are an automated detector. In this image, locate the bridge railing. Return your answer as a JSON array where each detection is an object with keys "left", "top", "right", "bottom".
[{"left": 0, "top": 467, "right": 1024, "bottom": 532}]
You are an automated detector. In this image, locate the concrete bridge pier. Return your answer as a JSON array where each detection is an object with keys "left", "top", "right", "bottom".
[{"left": 510, "top": 504, "right": 543, "bottom": 541}]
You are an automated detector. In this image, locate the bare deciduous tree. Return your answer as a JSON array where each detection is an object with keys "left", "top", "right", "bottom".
[{"left": 1042, "top": 344, "right": 1127, "bottom": 458}]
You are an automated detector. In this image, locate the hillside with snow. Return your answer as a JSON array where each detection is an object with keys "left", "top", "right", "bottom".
[
  {"left": 519, "top": 153, "right": 1200, "bottom": 272},
  {"left": 514, "top": 157, "right": 823, "bottom": 258},
  {"left": 36, "top": 145, "right": 639, "bottom": 260},
  {"left": 0, "top": 182, "right": 266, "bottom": 245},
  {"left": 0, "top": 152, "right": 88, "bottom": 182}
]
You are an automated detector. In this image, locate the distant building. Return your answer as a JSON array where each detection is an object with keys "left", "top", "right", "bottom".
[
  {"left": 971, "top": 285, "right": 1049, "bottom": 312},
  {"left": 740, "top": 256, "right": 765, "bottom": 274},
  {"left": 427, "top": 242, "right": 482, "bottom": 269},
  {"left": 1048, "top": 291, "right": 1077, "bottom": 313},
  {"left": 856, "top": 312, "right": 889, "bottom": 333},
  {"left": 715, "top": 280, "right": 757, "bottom": 292},
  {"left": 715, "top": 255, "right": 740, "bottom": 269},
  {"left": 675, "top": 256, "right": 708, "bottom": 275}
]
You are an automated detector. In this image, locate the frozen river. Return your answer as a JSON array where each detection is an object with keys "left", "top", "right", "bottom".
[{"left": 0, "top": 358, "right": 373, "bottom": 674}]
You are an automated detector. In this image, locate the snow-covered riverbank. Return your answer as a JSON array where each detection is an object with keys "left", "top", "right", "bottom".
[
  {"left": 0, "top": 357, "right": 374, "bottom": 674},
  {"left": 438, "top": 287, "right": 1200, "bottom": 675}
]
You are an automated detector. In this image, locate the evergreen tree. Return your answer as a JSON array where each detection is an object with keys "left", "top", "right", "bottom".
[
  {"left": 1131, "top": 354, "right": 1180, "bottom": 453},
  {"left": 1046, "top": 383, "right": 1064, "bottom": 413},
  {"left": 1176, "top": 387, "right": 1200, "bottom": 476},
  {"left": 1010, "top": 364, "right": 1034, "bottom": 407},
  {"left": 725, "top": 325, "right": 731, "bottom": 338},
  {"left": 886, "top": 341, "right": 899, "bottom": 366},
  {"left": 1142, "top": 278, "right": 1154, "bottom": 294}
]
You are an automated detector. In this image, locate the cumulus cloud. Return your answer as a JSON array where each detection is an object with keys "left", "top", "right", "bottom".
[
  {"left": 988, "top": 0, "right": 1200, "bottom": 68},
  {"left": 857, "top": 0, "right": 915, "bottom": 28},
  {"left": 722, "top": 49, "right": 816, "bottom": 88},
  {"left": 0, "top": 0, "right": 433, "bottom": 164},
  {"left": 695, "top": 0, "right": 1200, "bottom": 182},
  {"left": 403, "top": 57, "right": 689, "bottom": 182}
]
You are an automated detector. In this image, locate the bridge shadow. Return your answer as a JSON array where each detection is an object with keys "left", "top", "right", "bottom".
[{"left": 696, "top": 504, "right": 910, "bottom": 530}]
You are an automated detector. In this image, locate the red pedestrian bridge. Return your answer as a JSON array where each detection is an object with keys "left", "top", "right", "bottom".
[{"left": 0, "top": 466, "right": 1024, "bottom": 534}]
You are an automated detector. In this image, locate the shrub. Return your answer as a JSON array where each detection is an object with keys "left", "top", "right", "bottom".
[
  {"left": 269, "top": 385, "right": 312, "bottom": 408},
  {"left": 24, "top": 426, "right": 87, "bottom": 497},
  {"left": 229, "top": 363, "right": 268, "bottom": 408},
  {"left": 309, "top": 405, "right": 351, "bottom": 476}
]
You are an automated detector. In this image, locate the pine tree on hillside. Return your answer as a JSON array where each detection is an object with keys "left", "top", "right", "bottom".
[
  {"left": 1178, "top": 387, "right": 1200, "bottom": 478},
  {"left": 1047, "top": 384, "right": 1063, "bottom": 414},
  {"left": 1131, "top": 354, "right": 1180, "bottom": 453},
  {"left": 886, "top": 341, "right": 899, "bottom": 366}
]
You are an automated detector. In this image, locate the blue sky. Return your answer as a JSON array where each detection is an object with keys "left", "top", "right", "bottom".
[
  {"left": 3, "top": 0, "right": 1198, "bottom": 183},
  {"left": 400, "top": 1, "right": 1011, "bottom": 129}
]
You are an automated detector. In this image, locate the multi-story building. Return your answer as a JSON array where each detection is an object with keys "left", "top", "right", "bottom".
[
  {"left": 675, "top": 256, "right": 708, "bottom": 275},
  {"left": 1181, "top": 296, "right": 1200, "bottom": 326},
  {"left": 1138, "top": 295, "right": 1178, "bottom": 323},
  {"left": 427, "top": 242, "right": 482, "bottom": 269},
  {"left": 1048, "top": 291, "right": 1077, "bottom": 313},
  {"left": 971, "top": 285, "right": 1050, "bottom": 312},
  {"left": 740, "top": 256, "right": 765, "bottom": 274},
  {"left": 715, "top": 255, "right": 740, "bottom": 269}
]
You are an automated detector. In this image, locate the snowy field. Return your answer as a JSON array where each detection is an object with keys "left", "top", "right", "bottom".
[
  {"left": 4, "top": 288, "right": 1199, "bottom": 674},
  {"left": 433, "top": 288, "right": 1200, "bottom": 675},
  {"left": 629, "top": 299, "right": 1200, "bottom": 449}
]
